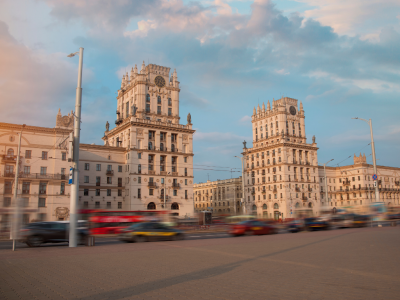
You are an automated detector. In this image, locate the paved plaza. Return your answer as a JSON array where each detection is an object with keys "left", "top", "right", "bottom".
[{"left": 1, "top": 227, "right": 400, "bottom": 299}]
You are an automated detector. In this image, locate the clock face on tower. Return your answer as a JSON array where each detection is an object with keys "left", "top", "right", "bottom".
[
  {"left": 289, "top": 106, "right": 296, "bottom": 115},
  {"left": 154, "top": 76, "right": 165, "bottom": 88}
]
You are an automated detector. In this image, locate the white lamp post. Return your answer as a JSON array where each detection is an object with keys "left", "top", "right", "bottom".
[
  {"left": 67, "top": 47, "right": 84, "bottom": 248},
  {"left": 352, "top": 118, "right": 379, "bottom": 203}
]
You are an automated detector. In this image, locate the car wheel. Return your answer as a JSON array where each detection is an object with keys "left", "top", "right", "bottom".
[
  {"left": 134, "top": 235, "right": 146, "bottom": 243},
  {"left": 78, "top": 235, "right": 88, "bottom": 245},
  {"left": 245, "top": 230, "right": 253, "bottom": 236},
  {"left": 27, "top": 236, "right": 43, "bottom": 247},
  {"left": 173, "top": 234, "right": 184, "bottom": 241}
]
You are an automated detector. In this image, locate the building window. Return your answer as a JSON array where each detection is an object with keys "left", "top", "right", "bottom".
[
  {"left": 24, "top": 166, "right": 30, "bottom": 174},
  {"left": 40, "top": 167, "right": 47, "bottom": 175},
  {"left": 184, "top": 157, "right": 187, "bottom": 163},
  {"left": 95, "top": 202, "right": 100, "bottom": 208},
  {"left": 96, "top": 164, "right": 101, "bottom": 171},
  {"left": 22, "top": 182, "right": 30, "bottom": 194},
  {"left": 84, "top": 189, "right": 89, "bottom": 196},
  {"left": 107, "top": 177, "right": 112, "bottom": 184},
  {"left": 38, "top": 198, "right": 46, "bottom": 207},
  {"left": 42, "top": 151, "right": 48, "bottom": 160},
  {"left": 157, "top": 96, "right": 161, "bottom": 104},
  {"left": 173, "top": 190, "right": 177, "bottom": 196},
  {"left": 149, "top": 189, "right": 154, "bottom": 196},
  {"left": 96, "top": 176, "right": 101, "bottom": 186},
  {"left": 138, "top": 153, "right": 141, "bottom": 159},
  {"left": 60, "top": 182, "right": 65, "bottom": 195},
  {"left": 168, "top": 98, "right": 172, "bottom": 106},
  {"left": 138, "top": 164, "right": 141, "bottom": 173},
  {"left": 25, "top": 150, "right": 32, "bottom": 159},
  {"left": 62, "top": 152, "right": 66, "bottom": 161},
  {"left": 96, "top": 189, "right": 100, "bottom": 196},
  {"left": 118, "top": 202, "right": 122, "bottom": 209},
  {"left": 107, "top": 189, "right": 111, "bottom": 196},
  {"left": 138, "top": 177, "right": 141, "bottom": 183},
  {"left": 84, "top": 163, "right": 90, "bottom": 170},
  {"left": 146, "top": 103, "right": 150, "bottom": 113},
  {"left": 39, "top": 182, "right": 47, "bottom": 194},
  {"left": 61, "top": 168, "right": 66, "bottom": 176},
  {"left": 118, "top": 189, "right": 122, "bottom": 196},
  {"left": 157, "top": 106, "right": 161, "bottom": 114},
  {"left": 185, "top": 179, "right": 187, "bottom": 185},
  {"left": 83, "top": 201, "right": 88, "bottom": 208},
  {"left": 168, "top": 108, "right": 172, "bottom": 116},
  {"left": 107, "top": 202, "right": 111, "bottom": 209},
  {"left": 146, "top": 94, "right": 150, "bottom": 102},
  {"left": 118, "top": 165, "right": 122, "bottom": 172},
  {"left": 138, "top": 188, "right": 141, "bottom": 198},
  {"left": 84, "top": 176, "right": 89, "bottom": 183},
  {"left": 3, "top": 197, "right": 11, "bottom": 207}
]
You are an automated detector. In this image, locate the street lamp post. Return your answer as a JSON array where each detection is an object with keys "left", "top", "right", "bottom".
[
  {"left": 323, "top": 159, "right": 334, "bottom": 208},
  {"left": 352, "top": 118, "right": 379, "bottom": 203},
  {"left": 10, "top": 124, "right": 25, "bottom": 251},
  {"left": 164, "top": 172, "right": 170, "bottom": 210},
  {"left": 235, "top": 155, "right": 246, "bottom": 215},
  {"left": 68, "top": 47, "right": 84, "bottom": 248}
]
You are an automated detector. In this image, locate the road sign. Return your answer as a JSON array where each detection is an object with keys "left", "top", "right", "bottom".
[
  {"left": 374, "top": 181, "right": 377, "bottom": 187},
  {"left": 69, "top": 167, "right": 73, "bottom": 184},
  {"left": 372, "top": 174, "right": 377, "bottom": 181}
]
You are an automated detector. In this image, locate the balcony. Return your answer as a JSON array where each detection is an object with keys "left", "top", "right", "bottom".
[
  {"left": 251, "top": 191, "right": 255, "bottom": 195},
  {"left": 305, "top": 161, "right": 311, "bottom": 165},
  {"left": 149, "top": 170, "right": 155, "bottom": 175},
  {"left": 273, "top": 188, "right": 277, "bottom": 193},
  {"left": 106, "top": 170, "right": 114, "bottom": 176},
  {"left": 4, "top": 188, "right": 12, "bottom": 194},
  {"left": 1, "top": 155, "right": 22, "bottom": 163},
  {"left": 293, "top": 160, "right": 297, "bottom": 164},
  {"left": 261, "top": 189, "right": 266, "bottom": 194},
  {"left": 2, "top": 173, "right": 69, "bottom": 180},
  {"left": 96, "top": 182, "right": 100, "bottom": 186},
  {"left": 308, "top": 188, "right": 313, "bottom": 192},
  {"left": 302, "top": 196, "right": 308, "bottom": 201},
  {"left": 172, "top": 172, "right": 178, "bottom": 176},
  {"left": 172, "top": 182, "right": 180, "bottom": 188},
  {"left": 295, "top": 187, "right": 301, "bottom": 192},
  {"left": 148, "top": 182, "right": 157, "bottom": 188},
  {"left": 159, "top": 195, "right": 169, "bottom": 200},
  {"left": 160, "top": 171, "right": 167, "bottom": 176},
  {"left": 395, "top": 181, "right": 399, "bottom": 186},
  {"left": 343, "top": 180, "right": 351, "bottom": 186}
]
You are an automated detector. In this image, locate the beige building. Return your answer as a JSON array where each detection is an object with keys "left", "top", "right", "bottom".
[
  {"left": 0, "top": 62, "right": 195, "bottom": 229},
  {"left": 320, "top": 153, "right": 400, "bottom": 211},
  {"left": 242, "top": 97, "right": 400, "bottom": 219},
  {"left": 194, "top": 177, "right": 242, "bottom": 215}
]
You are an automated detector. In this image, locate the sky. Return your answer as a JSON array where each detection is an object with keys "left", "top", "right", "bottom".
[{"left": 0, "top": 0, "right": 399, "bottom": 183}]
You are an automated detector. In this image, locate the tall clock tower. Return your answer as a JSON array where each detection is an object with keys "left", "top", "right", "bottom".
[
  {"left": 242, "top": 97, "right": 321, "bottom": 219},
  {"left": 102, "top": 62, "right": 195, "bottom": 216}
]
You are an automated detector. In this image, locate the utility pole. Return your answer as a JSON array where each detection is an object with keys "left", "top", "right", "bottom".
[
  {"left": 323, "top": 159, "right": 334, "bottom": 208},
  {"left": 235, "top": 155, "right": 246, "bottom": 215},
  {"left": 11, "top": 124, "right": 25, "bottom": 250},
  {"left": 68, "top": 47, "right": 84, "bottom": 247},
  {"left": 352, "top": 118, "right": 379, "bottom": 203}
]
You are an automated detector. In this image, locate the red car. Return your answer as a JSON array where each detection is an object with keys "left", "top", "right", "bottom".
[{"left": 229, "top": 220, "right": 277, "bottom": 236}]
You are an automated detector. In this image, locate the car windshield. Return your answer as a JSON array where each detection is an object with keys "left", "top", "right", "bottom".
[{"left": 126, "top": 223, "right": 144, "bottom": 230}]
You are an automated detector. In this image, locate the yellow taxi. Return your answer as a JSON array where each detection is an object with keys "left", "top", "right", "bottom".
[{"left": 119, "top": 222, "right": 185, "bottom": 243}]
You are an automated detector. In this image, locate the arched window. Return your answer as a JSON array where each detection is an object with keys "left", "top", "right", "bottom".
[
  {"left": 308, "top": 202, "right": 313, "bottom": 208},
  {"left": 148, "top": 142, "right": 153, "bottom": 150},
  {"left": 227, "top": 208, "right": 230, "bottom": 212},
  {"left": 157, "top": 96, "right": 161, "bottom": 104},
  {"left": 295, "top": 202, "right": 300, "bottom": 208},
  {"left": 252, "top": 205, "right": 257, "bottom": 210},
  {"left": 146, "top": 94, "right": 150, "bottom": 102},
  {"left": 263, "top": 204, "right": 267, "bottom": 210},
  {"left": 171, "top": 202, "right": 179, "bottom": 210},
  {"left": 274, "top": 203, "right": 279, "bottom": 209},
  {"left": 7, "top": 149, "right": 14, "bottom": 156},
  {"left": 147, "top": 202, "right": 156, "bottom": 210}
]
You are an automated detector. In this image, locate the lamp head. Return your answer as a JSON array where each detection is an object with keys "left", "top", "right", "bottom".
[{"left": 67, "top": 51, "right": 79, "bottom": 58}]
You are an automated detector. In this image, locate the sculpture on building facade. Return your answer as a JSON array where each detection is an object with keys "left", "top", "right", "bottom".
[
  {"left": 105, "top": 121, "right": 110, "bottom": 132},
  {"left": 312, "top": 135, "right": 316, "bottom": 143},
  {"left": 243, "top": 140, "right": 247, "bottom": 149},
  {"left": 281, "top": 130, "right": 284, "bottom": 138},
  {"left": 187, "top": 113, "right": 192, "bottom": 124}
]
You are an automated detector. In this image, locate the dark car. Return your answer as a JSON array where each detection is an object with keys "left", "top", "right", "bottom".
[
  {"left": 287, "top": 219, "right": 305, "bottom": 233},
  {"left": 229, "top": 220, "right": 277, "bottom": 236},
  {"left": 119, "top": 222, "right": 185, "bottom": 243},
  {"left": 304, "top": 217, "right": 330, "bottom": 231},
  {"left": 20, "top": 221, "right": 89, "bottom": 247}
]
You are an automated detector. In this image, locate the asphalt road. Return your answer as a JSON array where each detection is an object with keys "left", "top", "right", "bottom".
[{"left": 1, "top": 226, "right": 400, "bottom": 299}]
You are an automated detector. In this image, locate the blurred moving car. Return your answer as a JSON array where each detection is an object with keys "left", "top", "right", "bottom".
[
  {"left": 353, "top": 215, "right": 370, "bottom": 227},
  {"left": 119, "top": 222, "right": 185, "bottom": 242},
  {"left": 287, "top": 219, "right": 305, "bottom": 233},
  {"left": 229, "top": 220, "right": 277, "bottom": 236},
  {"left": 20, "top": 221, "right": 89, "bottom": 247},
  {"left": 304, "top": 217, "right": 330, "bottom": 231}
]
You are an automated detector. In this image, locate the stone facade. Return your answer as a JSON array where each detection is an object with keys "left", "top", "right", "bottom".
[
  {"left": 242, "top": 97, "right": 400, "bottom": 219},
  {"left": 0, "top": 63, "right": 195, "bottom": 228},
  {"left": 193, "top": 177, "right": 243, "bottom": 215}
]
